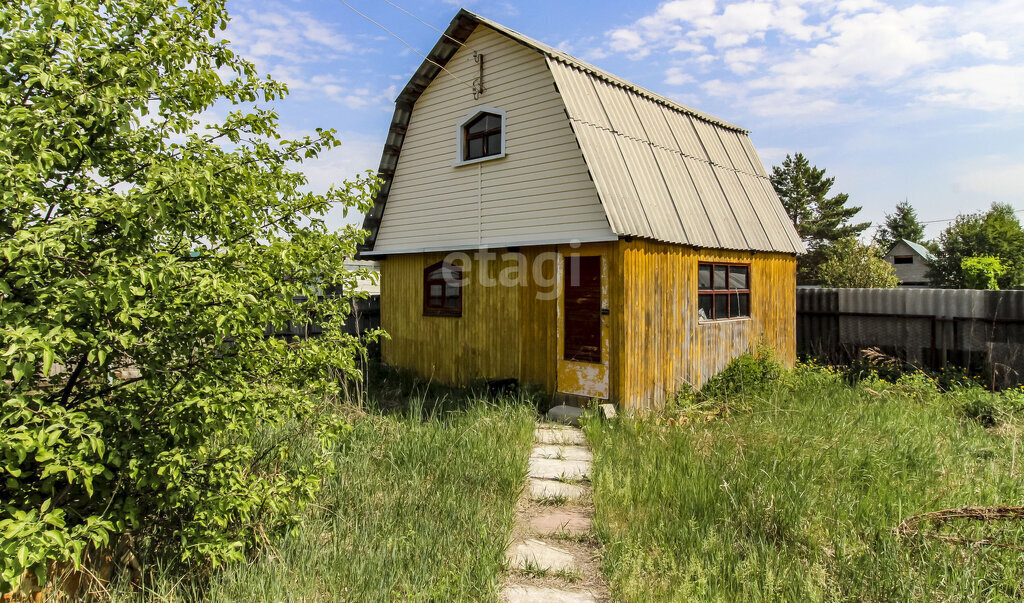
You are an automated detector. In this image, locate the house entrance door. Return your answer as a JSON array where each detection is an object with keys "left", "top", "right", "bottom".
[{"left": 556, "top": 249, "right": 609, "bottom": 399}]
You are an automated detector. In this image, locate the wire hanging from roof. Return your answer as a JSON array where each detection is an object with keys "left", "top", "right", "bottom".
[
  {"left": 379, "top": 0, "right": 471, "bottom": 50},
  {"left": 337, "top": 0, "right": 475, "bottom": 92}
]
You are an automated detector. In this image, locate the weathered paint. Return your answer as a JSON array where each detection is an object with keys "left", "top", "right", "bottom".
[
  {"left": 379, "top": 239, "right": 795, "bottom": 411},
  {"left": 616, "top": 239, "right": 796, "bottom": 412},
  {"left": 556, "top": 245, "right": 610, "bottom": 399},
  {"left": 380, "top": 246, "right": 559, "bottom": 388}
]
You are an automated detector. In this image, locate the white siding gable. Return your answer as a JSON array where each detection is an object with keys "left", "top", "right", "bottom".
[{"left": 372, "top": 25, "right": 613, "bottom": 253}]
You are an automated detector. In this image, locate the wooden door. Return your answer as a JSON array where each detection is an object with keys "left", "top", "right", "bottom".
[{"left": 557, "top": 251, "right": 609, "bottom": 399}]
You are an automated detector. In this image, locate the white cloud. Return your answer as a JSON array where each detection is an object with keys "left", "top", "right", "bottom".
[
  {"left": 723, "top": 47, "right": 764, "bottom": 75},
  {"left": 665, "top": 67, "right": 696, "bottom": 85},
  {"left": 760, "top": 5, "right": 949, "bottom": 92},
  {"left": 920, "top": 65, "right": 1024, "bottom": 111},
  {"left": 223, "top": 6, "right": 397, "bottom": 112},
  {"left": 227, "top": 8, "right": 354, "bottom": 63},
  {"left": 957, "top": 32, "right": 1011, "bottom": 59},
  {"left": 599, "top": 0, "right": 1020, "bottom": 123}
]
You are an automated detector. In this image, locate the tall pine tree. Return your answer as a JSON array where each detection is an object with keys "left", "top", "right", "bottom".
[
  {"left": 770, "top": 153, "right": 870, "bottom": 284},
  {"left": 875, "top": 200, "right": 926, "bottom": 251}
]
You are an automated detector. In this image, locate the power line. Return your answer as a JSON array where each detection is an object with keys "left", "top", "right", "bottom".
[
  {"left": 918, "top": 208, "right": 1024, "bottom": 225},
  {"left": 336, "top": 0, "right": 474, "bottom": 91},
  {"left": 379, "top": 0, "right": 469, "bottom": 50}
]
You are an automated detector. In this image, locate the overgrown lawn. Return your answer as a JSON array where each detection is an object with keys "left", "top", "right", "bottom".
[
  {"left": 586, "top": 368, "right": 1024, "bottom": 600},
  {"left": 212, "top": 401, "right": 533, "bottom": 601},
  {"left": 119, "top": 395, "right": 535, "bottom": 602}
]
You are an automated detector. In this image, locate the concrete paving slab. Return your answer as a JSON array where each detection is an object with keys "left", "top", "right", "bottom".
[
  {"left": 506, "top": 539, "right": 578, "bottom": 573},
  {"left": 529, "top": 457, "right": 590, "bottom": 480},
  {"left": 535, "top": 428, "right": 586, "bottom": 445},
  {"left": 531, "top": 444, "right": 593, "bottom": 462},
  {"left": 529, "top": 510, "right": 592, "bottom": 536},
  {"left": 528, "top": 478, "right": 585, "bottom": 501},
  {"left": 502, "top": 585, "right": 597, "bottom": 602}
]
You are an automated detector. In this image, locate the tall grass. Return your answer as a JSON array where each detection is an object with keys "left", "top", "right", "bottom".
[
  {"left": 585, "top": 367, "right": 1024, "bottom": 601},
  {"left": 110, "top": 390, "right": 535, "bottom": 602},
  {"left": 210, "top": 400, "right": 533, "bottom": 601}
]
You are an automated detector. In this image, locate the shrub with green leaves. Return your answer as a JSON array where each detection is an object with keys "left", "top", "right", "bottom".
[
  {"left": 1, "top": 0, "right": 375, "bottom": 592},
  {"left": 700, "top": 343, "right": 782, "bottom": 400}
]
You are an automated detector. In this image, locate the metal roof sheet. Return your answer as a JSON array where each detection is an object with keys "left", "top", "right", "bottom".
[
  {"left": 900, "top": 239, "right": 936, "bottom": 261},
  {"left": 547, "top": 56, "right": 803, "bottom": 254},
  {"left": 359, "top": 9, "right": 804, "bottom": 255}
]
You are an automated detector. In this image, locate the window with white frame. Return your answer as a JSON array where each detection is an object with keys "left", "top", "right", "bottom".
[{"left": 455, "top": 107, "right": 505, "bottom": 165}]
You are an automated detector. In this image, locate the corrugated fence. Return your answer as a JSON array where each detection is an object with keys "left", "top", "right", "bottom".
[
  {"left": 797, "top": 288, "right": 1024, "bottom": 388},
  {"left": 273, "top": 295, "right": 382, "bottom": 359}
]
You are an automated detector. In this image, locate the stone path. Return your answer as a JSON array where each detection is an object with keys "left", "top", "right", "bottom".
[{"left": 500, "top": 423, "right": 608, "bottom": 602}]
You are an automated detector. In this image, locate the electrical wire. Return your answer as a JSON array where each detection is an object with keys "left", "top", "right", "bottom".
[
  {"left": 918, "top": 208, "right": 1024, "bottom": 225},
  {"left": 337, "top": 0, "right": 474, "bottom": 91},
  {"left": 379, "top": 0, "right": 469, "bottom": 50}
]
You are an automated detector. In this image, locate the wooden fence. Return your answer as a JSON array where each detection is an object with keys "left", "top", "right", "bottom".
[{"left": 797, "top": 288, "right": 1024, "bottom": 388}]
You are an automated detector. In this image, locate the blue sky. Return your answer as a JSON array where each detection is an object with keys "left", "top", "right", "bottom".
[{"left": 222, "top": 0, "right": 1024, "bottom": 240}]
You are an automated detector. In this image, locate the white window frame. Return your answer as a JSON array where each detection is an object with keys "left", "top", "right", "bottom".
[{"left": 453, "top": 106, "right": 506, "bottom": 167}]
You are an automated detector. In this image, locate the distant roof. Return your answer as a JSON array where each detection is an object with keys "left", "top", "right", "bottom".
[
  {"left": 888, "top": 239, "right": 935, "bottom": 260},
  {"left": 360, "top": 10, "right": 804, "bottom": 255}
]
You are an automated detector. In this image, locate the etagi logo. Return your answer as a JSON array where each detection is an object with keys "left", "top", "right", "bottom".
[{"left": 439, "top": 241, "right": 589, "bottom": 300}]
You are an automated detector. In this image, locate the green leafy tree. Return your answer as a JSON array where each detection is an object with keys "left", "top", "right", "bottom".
[
  {"left": 961, "top": 256, "right": 1007, "bottom": 290},
  {"left": 816, "top": 238, "right": 900, "bottom": 288},
  {"left": 770, "top": 153, "right": 870, "bottom": 284},
  {"left": 1, "top": 0, "right": 377, "bottom": 591},
  {"left": 874, "top": 200, "right": 927, "bottom": 251},
  {"left": 928, "top": 203, "right": 1024, "bottom": 289}
]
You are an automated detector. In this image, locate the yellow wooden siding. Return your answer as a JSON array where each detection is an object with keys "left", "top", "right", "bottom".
[
  {"left": 380, "top": 240, "right": 795, "bottom": 413},
  {"left": 617, "top": 240, "right": 796, "bottom": 412},
  {"left": 372, "top": 25, "right": 613, "bottom": 253},
  {"left": 380, "top": 247, "right": 559, "bottom": 389}
]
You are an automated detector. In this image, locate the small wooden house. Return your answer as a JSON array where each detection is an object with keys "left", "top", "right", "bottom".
[
  {"left": 884, "top": 239, "right": 934, "bottom": 287},
  {"left": 359, "top": 10, "right": 804, "bottom": 411}
]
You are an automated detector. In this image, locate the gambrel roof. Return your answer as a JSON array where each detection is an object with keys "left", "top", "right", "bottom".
[{"left": 360, "top": 10, "right": 804, "bottom": 255}]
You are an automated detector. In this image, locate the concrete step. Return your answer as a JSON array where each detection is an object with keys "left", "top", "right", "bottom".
[
  {"left": 528, "top": 457, "right": 591, "bottom": 481},
  {"left": 502, "top": 585, "right": 597, "bottom": 602},
  {"left": 506, "top": 539, "right": 578, "bottom": 573},
  {"left": 531, "top": 444, "right": 593, "bottom": 462},
  {"left": 528, "top": 478, "right": 585, "bottom": 501},
  {"left": 535, "top": 428, "right": 587, "bottom": 446},
  {"left": 529, "top": 510, "right": 592, "bottom": 537}
]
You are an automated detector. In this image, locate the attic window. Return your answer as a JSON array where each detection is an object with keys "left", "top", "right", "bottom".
[
  {"left": 464, "top": 113, "right": 501, "bottom": 160},
  {"left": 698, "top": 263, "right": 750, "bottom": 321},
  {"left": 893, "top": 255, "right": 913, "bottom": 264},
  {"left": 423, "top": 261, "right": 463, "bottom": 317},
  {"left": 455, "top": 107, "right": 506, "bottom": 166}
]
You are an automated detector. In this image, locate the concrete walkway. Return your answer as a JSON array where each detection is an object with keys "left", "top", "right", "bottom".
[{"left": 501, "top": 424, "right": 608, "bottom": 602}]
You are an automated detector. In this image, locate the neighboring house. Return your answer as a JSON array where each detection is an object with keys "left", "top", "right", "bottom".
[
  {"left": 884, "top": 239, "right": 934, "bottom": 287},
  {"left": 343, "top": 259, "right": 380, "bottom": 296},
  {"left": 359, "top": 10, "right": 804, "bottom": 411}
]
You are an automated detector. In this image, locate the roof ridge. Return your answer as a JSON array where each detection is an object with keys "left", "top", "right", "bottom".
[{"left": 461, "top": 9, "right": 749, "bottom": 133}]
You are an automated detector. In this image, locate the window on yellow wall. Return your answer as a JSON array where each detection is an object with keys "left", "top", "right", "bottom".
[
  {"left": 423, "top": 261, "right": 463, "bottom": 317},
  {"left": 698, "top": 263, "right": 749, "bottom": 320}
]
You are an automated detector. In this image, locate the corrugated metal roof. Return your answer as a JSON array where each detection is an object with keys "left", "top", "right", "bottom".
[
  {"left": 896, "top": 239, "right": 936, "bottom": 261},
  {"left": 547, "top": 56, "right": 802, "bottom": 253},
  {"left": 359, "top": 9, "right": 804, "bottom": 255}
]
